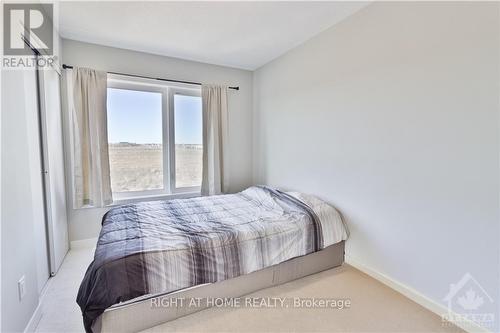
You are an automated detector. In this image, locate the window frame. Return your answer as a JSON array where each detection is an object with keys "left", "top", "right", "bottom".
[
  {"left": 168, "top": 87, "right": 202, "bottom": 194},
  {"left": 107, "top": 75, "right": 202, "bottom": 201}
]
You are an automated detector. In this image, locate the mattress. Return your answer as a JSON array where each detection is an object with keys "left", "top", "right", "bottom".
[{"left": 77, "top": 186, "right": 348, "bottom": 332}]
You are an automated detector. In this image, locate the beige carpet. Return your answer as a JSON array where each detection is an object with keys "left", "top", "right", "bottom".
[{"left": 35, "top": 248, "right": 463, "bottom": 333}]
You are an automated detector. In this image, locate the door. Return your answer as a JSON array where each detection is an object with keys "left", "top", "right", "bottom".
[
  {"left": 38, "top": 67, "right": 69, "bottom": 274},
  {"left": 24, "top": 54, "right": 51, "bottom": 292}
]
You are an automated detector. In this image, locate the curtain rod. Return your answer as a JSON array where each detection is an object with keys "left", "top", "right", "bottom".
[{"left": 62, "top": 64, "right": 239, "bottom": 90}]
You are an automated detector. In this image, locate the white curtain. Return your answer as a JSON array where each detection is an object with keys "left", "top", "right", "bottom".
[
  {"left": 201, "top": 85, "right": 229, "bottom": 196},
  {"left": 67, "top": 67, "right": 112, "bottom": 208}
]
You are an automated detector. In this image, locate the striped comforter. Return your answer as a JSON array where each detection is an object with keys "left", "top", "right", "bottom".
[{"left": 77, "top": 186, "right": 348, "bottom": 332}]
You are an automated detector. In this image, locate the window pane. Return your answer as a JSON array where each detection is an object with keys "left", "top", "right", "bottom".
[
  {"left": 107, "top": 88, "right": 163, "bottom": 193},
  {"left": 174, "top": 94, "right": 202, "bottom": 188}
]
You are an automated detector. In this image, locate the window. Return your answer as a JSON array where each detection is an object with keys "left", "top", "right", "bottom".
[
  {"left": 107, "top": 76, "right": 202, "bottom": 199},
  {"left": 171, "top": 90, "right": 203, "bottom": 189}
]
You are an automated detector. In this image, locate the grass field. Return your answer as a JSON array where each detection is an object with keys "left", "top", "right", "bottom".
[{"left": 109, "top": 143, "right": 202, "bottom": 192}]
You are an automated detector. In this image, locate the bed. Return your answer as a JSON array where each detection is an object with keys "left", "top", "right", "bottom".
[{"left": 77, "top": 186, "right": 348, "bottom": 333}]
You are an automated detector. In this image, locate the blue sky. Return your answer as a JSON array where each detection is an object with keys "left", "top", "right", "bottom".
[
  {"left": 107, "top": 88, "right": 202, "bottom": 144},
  {"left": 174, "top": 94, "right": 202, "bottom": 144}
]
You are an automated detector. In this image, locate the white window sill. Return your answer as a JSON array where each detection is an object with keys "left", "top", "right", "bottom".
[{"left": 109, "top": 191, "right": 201, "bottom": 207}]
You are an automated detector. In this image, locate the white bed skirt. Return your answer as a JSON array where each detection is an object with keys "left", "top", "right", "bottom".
[{"left": 92, "top": 241, "right": 345, "bottom": 333}]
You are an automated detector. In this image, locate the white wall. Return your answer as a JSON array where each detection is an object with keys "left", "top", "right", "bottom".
[
  {"left": 253, "top": 2, "right": 499, "bottom": 329},
  {"left": 61, "top": 39, "right": 253, "bottom": 241},
  {"left": 1, "top": 68, "right": 47, "bottom": 332},
  {"left": 1, "top": 12, "right": 66, "bottom": 328}
]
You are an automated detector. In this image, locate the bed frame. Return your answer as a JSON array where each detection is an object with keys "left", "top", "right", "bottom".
[{"left": 92, "top": 241, "right": 345, "bottom": 333}]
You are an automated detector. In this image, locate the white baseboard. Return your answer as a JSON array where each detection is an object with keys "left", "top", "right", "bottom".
[
  {"left": 23, "top": 301, "right": 43, "bottom": 333},
  {"left": 345, "top": 255, "right": 492, "bottom": 333},
  {"left": 23, "top": 265, "right": 56, "bottom": 332},
  {"left": 70, "top": 237, "right": 97, "bottom": 250}
]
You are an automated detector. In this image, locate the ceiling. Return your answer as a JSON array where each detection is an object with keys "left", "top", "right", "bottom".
[{"left": 59, "top": 1, "right": 369, "bottom": 70}]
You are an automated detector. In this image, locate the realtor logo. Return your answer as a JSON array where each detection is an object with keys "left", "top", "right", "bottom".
[
  {"left": 442, "top": 273, "right": 494, "bottom": 328},
  {"left": 3, "top": 3, "right": 53, "bottom": 55}
]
